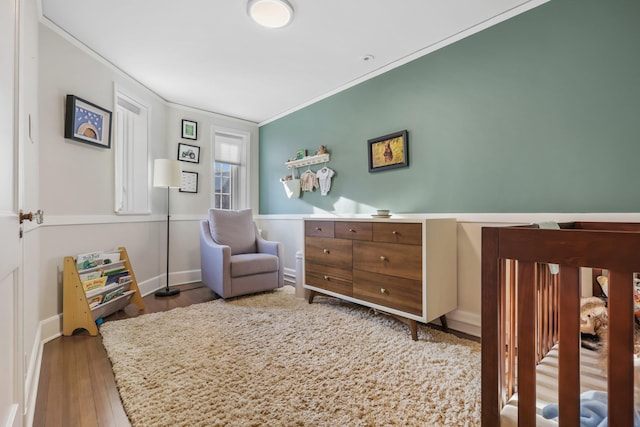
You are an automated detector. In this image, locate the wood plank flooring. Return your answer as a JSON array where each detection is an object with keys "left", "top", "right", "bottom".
[{"left": 33, "top": 283, "right": 217, "bottom": 427}]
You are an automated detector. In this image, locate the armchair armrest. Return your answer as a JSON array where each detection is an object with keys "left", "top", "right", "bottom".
[
  {"left": 200, "top": 220, "right": 232, "bottom": 296},
  {"left": 254, "top": 223, "right": 284, "bottom": 287}
]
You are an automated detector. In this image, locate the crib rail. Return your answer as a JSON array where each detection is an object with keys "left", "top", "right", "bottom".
[{"left": 482, "top": 222, "right": 640, "bottom": 426}]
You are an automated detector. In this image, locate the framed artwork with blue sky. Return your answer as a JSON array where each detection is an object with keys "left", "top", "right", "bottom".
[{"left": 64, "top": 95, "right": 112, "bottom": 148}]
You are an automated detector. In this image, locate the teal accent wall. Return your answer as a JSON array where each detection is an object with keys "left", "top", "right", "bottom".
[{"left": 259, "top": 0, "right": 640, "bottom": 214}]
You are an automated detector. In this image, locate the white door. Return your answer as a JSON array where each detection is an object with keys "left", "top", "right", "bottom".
[{"left": 0, "top": 0, "right": 23, "bottom": 426}]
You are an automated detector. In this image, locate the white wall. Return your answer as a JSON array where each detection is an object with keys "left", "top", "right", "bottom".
[{"left": 36, "top": 21, "right": 259, "bottom": 341}]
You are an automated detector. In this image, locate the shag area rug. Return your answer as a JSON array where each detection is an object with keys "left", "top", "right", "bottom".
[{"left": 101, "top": 286, "right": 481, "bottom": 426}]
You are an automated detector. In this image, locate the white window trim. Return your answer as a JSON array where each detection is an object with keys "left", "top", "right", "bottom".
[{"left": 113, "top": 84, "right": 151, "bottom": 215}]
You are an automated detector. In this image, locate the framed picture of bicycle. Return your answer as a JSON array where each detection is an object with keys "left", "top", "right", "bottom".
[{"left": 177, "top": 142, "right": 200, "bottom": 164}]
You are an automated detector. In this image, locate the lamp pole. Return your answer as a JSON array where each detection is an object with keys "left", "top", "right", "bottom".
[{"left": 155, "top": 185, "right": 180, "bottom": 297}]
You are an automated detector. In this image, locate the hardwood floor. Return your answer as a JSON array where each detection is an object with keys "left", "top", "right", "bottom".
[{"left": 33, "top": 283, "right": 217, "bottom": 427}]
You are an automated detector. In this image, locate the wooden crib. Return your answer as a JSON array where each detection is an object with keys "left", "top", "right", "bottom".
[{"left": 481, "top": 222, "right": 640, "bottom": 426}]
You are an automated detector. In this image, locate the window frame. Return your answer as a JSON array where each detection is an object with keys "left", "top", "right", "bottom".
[
  {"left": 113, "top": 85, "right": 151, "bottom": 215},
  {"left": 211, "top": 127, "right": 250, "bottom": 211}
]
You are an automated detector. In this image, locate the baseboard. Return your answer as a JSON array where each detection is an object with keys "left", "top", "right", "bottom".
[
  {"left": 441, "top": 309, "right": 481, "bottom": 337},
  {"left": 24, "top": 324, "right": 46, "bottom": 427},
  {"left": 284, "top": 267, "right": 296, "bottom": 286},
  {"left": 137, "top": 270, "right": 202, "bottom": 297}
]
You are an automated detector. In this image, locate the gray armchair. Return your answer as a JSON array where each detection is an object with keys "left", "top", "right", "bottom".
[{"left": 200, "top": 208, "right": 284, "bottom": 298}]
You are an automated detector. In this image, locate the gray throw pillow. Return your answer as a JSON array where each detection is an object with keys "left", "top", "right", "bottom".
[{"left": 208, "top": 209, "right": 256, "bottom": 255}]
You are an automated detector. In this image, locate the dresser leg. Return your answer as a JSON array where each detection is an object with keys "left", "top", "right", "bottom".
[
  {"left": 307, "top": 290, "right": 316, "bottom": 304},
  {"left": 440, "top": 315, "right": 448, "bottom": 331},
  {"left": 409, "top": 320, "right": 418, "bottom": 341}
]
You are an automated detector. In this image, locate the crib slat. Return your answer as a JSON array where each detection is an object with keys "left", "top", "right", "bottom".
[
  {"left": 558, "top": 266, "right": 580, "bottom": 427},
  {"left": 508, "top": 260, "right": 516, "bottom": 396},
  {"left": 517, "top": 261, "right": 537, "bottom": 426},
  {"left": 607, "top": 270, "right": 634, "bottom": 427},
  {"left": 481, "top": 227, "right": 501, "bottom": 426}
]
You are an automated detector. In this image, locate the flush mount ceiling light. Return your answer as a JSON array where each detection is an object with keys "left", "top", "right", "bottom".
[{"left": 248, "top": 0, "right": 294, "bottom": 29}]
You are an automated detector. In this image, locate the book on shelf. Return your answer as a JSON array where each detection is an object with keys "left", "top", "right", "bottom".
[
  {"left": 102, "top": 285, "right": 125, "bottom": 304},
  {"left": 79, "top": 270, "right": 102, "bottom": 283},
  {"left": 105, "top": 270, "right": 130, "bottom": 286},
  {"left": 87, "top": 294, "right": 103, "bottom": 309},
  {"left": 76, "top": 249, "right": 121, "bottom": 270},
  {"left": 118, "top": 275, "right": 132, "bottom": 285},
  {"left": 82, "top": 276, "right": 108, "bottom": 292}
]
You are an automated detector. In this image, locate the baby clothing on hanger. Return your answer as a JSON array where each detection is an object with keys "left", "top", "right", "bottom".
[
  {"left": 316, "top": 167, "right": 335, "bottom": 196},
  {"left": 300, "top": 169, "right": 319, "bottom": 192}
]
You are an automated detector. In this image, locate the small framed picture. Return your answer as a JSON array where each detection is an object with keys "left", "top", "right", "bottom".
[
  {"left": 181, "top": 119, "right": 198, "bottom": 140},
  {"left": 180, "top": 171, "right": 198, "bottom": 193},
  {"left": 177, "top": 142, "right": 200, "bottom": 163},
  {"left": 367, "top": 130, "right": 409, "bottom": 173},
  {"left": 295, "top": 149, "right": 306, "bottom": 160},
  {"left": 64, "top": 95, "right": 112, "bottom": 148}
]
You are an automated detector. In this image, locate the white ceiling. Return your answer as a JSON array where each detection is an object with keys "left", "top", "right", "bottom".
[{"left": 41, "top": 0, "right": 545, "bottom": 124}]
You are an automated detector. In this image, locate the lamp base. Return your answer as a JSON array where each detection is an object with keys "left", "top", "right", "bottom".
[{"left": 154, "top": 287, "right": 180, "bottom": 297}]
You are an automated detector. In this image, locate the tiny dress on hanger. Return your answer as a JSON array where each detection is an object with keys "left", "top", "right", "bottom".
[{"left": 316, "top": 167, "right": 335, "bottom": 196}]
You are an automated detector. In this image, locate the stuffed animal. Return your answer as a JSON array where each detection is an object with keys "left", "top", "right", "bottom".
[
  {"left": 542, "top": 390, "right": 640, "bottom": 427},
  {"left": 581, "top": 296, "right": 608, "bottom": 337}
]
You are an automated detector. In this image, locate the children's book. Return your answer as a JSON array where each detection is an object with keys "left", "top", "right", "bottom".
[
  {"left": 82, "top": 276, "right": 108, "bottom": 292},
  {"left": 87, "top": 294, "right": 103, "bottom": 309},
  {"left": 102, "top": 286, "right": 125, "bottom": 304}
]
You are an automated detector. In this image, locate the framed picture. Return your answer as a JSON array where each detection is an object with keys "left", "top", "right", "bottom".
[
  {"left": 177, "top": 142, "right": 200, "bottom": 163},
  {"left": 64, "top": 95, "right": 112, "bottom": 148},
  {"left": 181, "top": 119, "right": 197, "bottom": 140},
  {"left": 180, "top": 171, "right": 198, "bottom": 193},
  {"left": 295, "top": 149, "right": 307, "bottom": 159},
  {"left": 367, "top": 130, "right": 409, "bottom": 173}
]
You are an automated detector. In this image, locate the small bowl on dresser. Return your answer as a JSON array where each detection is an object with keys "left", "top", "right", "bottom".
[{"left": 372, "top": 209, "right": 391, "bottom": 218}]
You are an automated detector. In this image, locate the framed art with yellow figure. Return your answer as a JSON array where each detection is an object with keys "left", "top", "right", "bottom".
[
  {"left": 64, "top": 95, "right": 112, "bottom": 148},
  {"left": 367, "top": 130, "right": 408, "bottom": 172}
]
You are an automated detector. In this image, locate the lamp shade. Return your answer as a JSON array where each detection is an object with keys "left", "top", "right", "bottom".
[
  {"left": 153, "top": 159, "right": 182, "bottom": 188},
  {"left": 248, "top": 0, "right": 293, "bottom": 29}
]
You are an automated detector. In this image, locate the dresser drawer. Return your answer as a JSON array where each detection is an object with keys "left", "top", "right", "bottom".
[
  {"left": 305, "top": 237, "right": 352, "bottom": 269},
  {"left": 305, "top": 221, "right": 334, "bottom": 238},
  {"left": 353, "top": 270, "right": 422, "bottom": 316},
  {"left": 335, "top": 221, "right": 372, "bottom": 241},
  {"left": 373, "top": 223, "right": 422, "bottom": 246},
  {"left": 353, "top": 241, "right": 421, "bottom": 280},
  {"left": 306, "top": 263, "right": 353, "bottom": 296}
]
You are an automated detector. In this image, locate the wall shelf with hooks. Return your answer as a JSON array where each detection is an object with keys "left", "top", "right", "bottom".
[{"left": 285, "top": 153, "right": 330, "bottom": 169}]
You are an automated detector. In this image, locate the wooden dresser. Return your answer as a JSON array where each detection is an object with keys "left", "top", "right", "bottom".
[{"left": 304, "top": 217, "right": 457, "bottom": 340}]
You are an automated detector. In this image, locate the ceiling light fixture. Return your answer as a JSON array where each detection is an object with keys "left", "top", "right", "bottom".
[{"left": 247, "top": 0, "right": 294, "bottom": 29}]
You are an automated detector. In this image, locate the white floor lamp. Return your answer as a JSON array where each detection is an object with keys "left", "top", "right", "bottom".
[{"left": 153, "top": 159, "right": 182, "bottom": 297}]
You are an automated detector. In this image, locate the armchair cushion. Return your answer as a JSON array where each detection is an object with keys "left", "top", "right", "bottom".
[
  {"left": 230, "top": 253, "right": 279, "bottom": 278},
  {"left": 208, "top": 208, "right": 256, "bottom": 255}
]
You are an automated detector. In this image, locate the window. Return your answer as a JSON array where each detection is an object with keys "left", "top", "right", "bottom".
[
  {"left": 114, "top": 88, "right": 149, "bottom": 214},
  {"left": 213, "top": 162, "right": 233, "bottom": 209},
  {"left": 212, "top": 129, "right": 248, "bottom": 210}
]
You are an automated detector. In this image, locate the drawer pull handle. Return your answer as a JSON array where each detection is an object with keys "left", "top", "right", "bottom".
[
  {"left": 323, "top": 249, "right": 330, "bottom": 254},
  {"left": 380, "top": 256, "right": 387, "bottom": 261},
  {"left": 324, "top": 275, "right": 330, "bottom": 281},
  {"left": 380, "top": 288, "right": 387, "bottom": 294},
  {"left": 315, "top": 227, "right": 322, "bottom": 231},
  {"left": 392, "top": 231, "right": 398, "bottom": 235},
  {"left": 349, "top": 228, "right": 355, "bottom": 232}
]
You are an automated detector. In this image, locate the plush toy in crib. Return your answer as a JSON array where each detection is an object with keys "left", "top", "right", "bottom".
[{"left": 542, "top": 390, "right": 640, "bottom": 426}]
